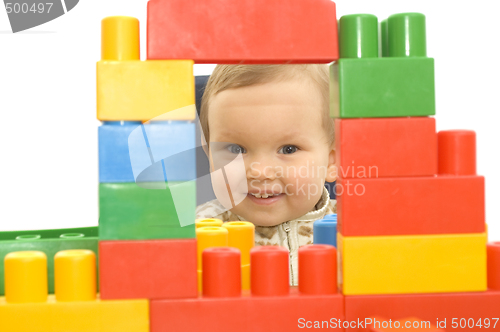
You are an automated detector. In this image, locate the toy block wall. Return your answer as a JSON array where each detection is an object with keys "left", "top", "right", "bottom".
[
  {"left": 96, "top": 16, "right": 198, "bottom": 300},
  {"left": 151, "top": 245, "right": 344, "bottom": 332},
  {"left": 333, "top": 13, "right": 487, "bottom": 296}
]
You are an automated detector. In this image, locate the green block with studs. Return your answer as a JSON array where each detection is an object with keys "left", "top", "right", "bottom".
[
  {"left": 331, "top": 12, "right": 435, "bottom": 118},
  {"left": 99, "top": 181, "right": 196, "bottom": 240},
  {"left": 0, "top": 227, "right": 99, "bottom": 295}
]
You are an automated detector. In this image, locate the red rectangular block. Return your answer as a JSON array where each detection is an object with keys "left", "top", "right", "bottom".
[
  {"left": 147, "top": 0, "right": 338, "bottom": 63},
  {"left": 99, "top": 239, "right": 197, "bottom": 300},
  {"left": 345, "top": 290, "right": 500, "bottom": 332},
  {"left": 335, "top": 117, "right": 437, "bottom": 179},
  {"left": 337, "top": 176, "right": 485, "bottom": 236},
  {"left": 151, "top": 290, "right": 344, "bottom": 332}
]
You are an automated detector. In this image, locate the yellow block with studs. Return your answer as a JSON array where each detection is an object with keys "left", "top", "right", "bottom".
[
  {"left": 0, "top": 250, "right": 148, "bottom": 331},
  {"left": 338, "top": 231, "right": 487, "bottom": 295},
  {"left": 97, "top": 16, "right": 195, "bottom": 121}
]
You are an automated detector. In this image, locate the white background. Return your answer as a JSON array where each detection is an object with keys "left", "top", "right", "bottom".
[{"left": 0, "top": 0, "right": 499, "bottom": 240}]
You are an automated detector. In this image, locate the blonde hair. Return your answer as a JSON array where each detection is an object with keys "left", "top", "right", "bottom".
[{"left": 200, "top": 64, "right": 334, "bottom": 147}]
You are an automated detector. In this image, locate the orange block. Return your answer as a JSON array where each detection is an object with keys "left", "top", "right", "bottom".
[
  {"left": 147, "top": 0, "right": 338, "bottom": 63},
  {"left": 337, "top": 176, "right": 485, "bottom": 236},
  {"left": 335, "top": 117, "right": 437, "bottom": 179}
]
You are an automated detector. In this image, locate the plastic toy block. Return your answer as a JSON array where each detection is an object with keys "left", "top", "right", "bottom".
[
  {"left": 367, "top": 317, "right": 442, "bottom": 332},
  {"left": 99, "top": 181, "right": 196, "bottom": 240},
  {"left": 313, "top": 215, "right": 338, "bottom": 247},
  {"left": 97, "top": 17, "right": 195, "bottom": 121},
  {"left": 338, "top": 232, "right": 487, "bottom": 295},
  {"left": 99, "top": 239, "right": 197, "bottom": 300},
  {"left": 331, "top": 13, "right": 434, "bottom": 118},
  {"left": 99, "top": 121, "right": 196, "bottom": 182},
  {"left": 345, "top": 290, "right": 500, "bottom": 332},
  {"left": 222, "top": 222, "right": 255, "bottom": 291},
  {"left": 438, "top": 130, "right": 476, "bottom": 176},
  {"left": 488, "top": 242, "right": 500, "bottom": 290},
  {"left": 336, "top": 176, "right": 485, "bottom": 236},
  {"left": 147, "top": 0, "right": 339, "bottom": 63},
  {"left": 151, "top": 244, "right": 344, "bottom": 332},
  {"left": 335, "top": 118, "right": 437, "bottom": 178},
  {"left": 0, "top": 227, "right": 98, "bottom": 296},
  {"left": 0, "top": 249, "right": 148, "bottom": 332},
  {"left": 330, "top": 57, "right": 435, "bottom": 118}
]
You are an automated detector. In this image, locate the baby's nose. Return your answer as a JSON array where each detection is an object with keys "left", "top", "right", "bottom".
[{"left": 246, "top": 161, "right": 276, "bottom": 180}]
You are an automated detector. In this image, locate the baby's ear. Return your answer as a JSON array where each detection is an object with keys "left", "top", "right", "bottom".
[{"left": 325, "top": 146, "right": 337, "bottom": 183}]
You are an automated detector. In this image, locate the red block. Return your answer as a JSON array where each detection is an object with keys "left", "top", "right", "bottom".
[
  {"left": 151, "top": 289, "right": 345, "bottom": 332},
  {"left": 99, "top": 239, "right": 197, "bottom": 300},
  {"left": 147, "top": 0, "right": 339, "bottom": 63},
  {"left": 335, "top": 118, "right": 437, "bottom": 179},
  {"left": 488, "top": 242, "right": 500, "bottom": 290},
  {"left": 336, "top": 176, "right": 485, "bottom": 236},
  {"left": 345, "top": 290, "right": 500, "bottom": 332}
]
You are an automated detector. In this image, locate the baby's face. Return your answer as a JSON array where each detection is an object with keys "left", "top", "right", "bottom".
[{"left": 208, "top": 78, "right": 335, "bottom": 227}]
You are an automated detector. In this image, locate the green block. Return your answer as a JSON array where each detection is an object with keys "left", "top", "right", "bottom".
[
  {"left": 330, "top": 57, "right": 435, "bottom": 118},
  {"left": 0, "top": 227, "right": 99, "bottom": 295},
  {"left": 99, "top": 181, "right": 196, "bottom": 240}
]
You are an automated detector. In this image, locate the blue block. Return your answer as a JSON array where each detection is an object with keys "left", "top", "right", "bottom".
[
  {"left": 99, "top": 121, "right": 196, "bottom": 182},
  {"left": 313, "top": 214, "right": 337, "bottom": 247}
]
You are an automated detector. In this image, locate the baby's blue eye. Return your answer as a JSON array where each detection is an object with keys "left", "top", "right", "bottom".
[
  {"left": 280, "top": 145, "right": 298, "bottom": 154},
  {"left": 227, "top": 144, "right": 246, "bottom": 154}
]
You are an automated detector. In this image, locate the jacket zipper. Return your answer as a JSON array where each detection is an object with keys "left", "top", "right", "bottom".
[{"left": 283, "top": 221, "right": 293, "bottom": 284}]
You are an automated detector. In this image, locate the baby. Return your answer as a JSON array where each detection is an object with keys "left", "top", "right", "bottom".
[{"left": 196, "top": 64, "right": 337, "bottom": 286}]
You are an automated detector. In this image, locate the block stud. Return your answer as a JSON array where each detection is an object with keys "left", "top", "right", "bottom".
[
  {"left": 4, "top": 251, "right": 48, "bottom": 303},
  {"left": 55, "top": 250, "right": 96, "bottom": 302},
  {"left": 101, "top": 16, "right": 140, "bottom": 61},
  {"left": 313, "top": 215, "right": 338, "bottom": 247},
  {"left": 298, "top": 245, "right": 337, "bottom": 295},
  {"left": 222, "top": 221, "right": 255, "bottom": 290},
  {"left": 202, "top": 247, "right": 241, "bottom": 297},
  {"left": 487, "top": 242, "right": 500, "bottom": 290},
  {"left": 388, "top": 13, "right": 426, "bottom": 57},
  {"left": 250, "top": 246, "right": 289, "bottom": 296},
  {"left": 438, "top": 130, "right": 476, "bottom": 176},
  {"left": 195, "top": 218, "right": 223, "bottom": 229},
  {"left": 339, "top": 14, "right": 379, "bottom": 59}
]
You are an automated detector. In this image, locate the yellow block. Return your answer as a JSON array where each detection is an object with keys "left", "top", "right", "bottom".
[
  {"left": 338, "top": 232, "right": 487, "bottom": 295},
  {"left": 0, "top": 295, "right": 149, "bottom": 332},
  {"left": 96, "top": 60, "right": 195, "bottom": 121},
  {"left": 222, "top": 221, "right": 255, "bottom": 290}
]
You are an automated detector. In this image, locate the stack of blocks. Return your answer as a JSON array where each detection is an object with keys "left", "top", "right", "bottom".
[
  {"left": 96, "top": 15, "right": 199, "bottom": 301},
  {"left": 332, "top": 13, "right": 500, "bottom": 326},
  {"left": 1, "top": 1, "right": 500, "bottom": 331}
]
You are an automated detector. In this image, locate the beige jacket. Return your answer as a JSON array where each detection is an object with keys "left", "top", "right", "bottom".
[{"left": 195, "top": 186, "right": 337, "bottom": 286}]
